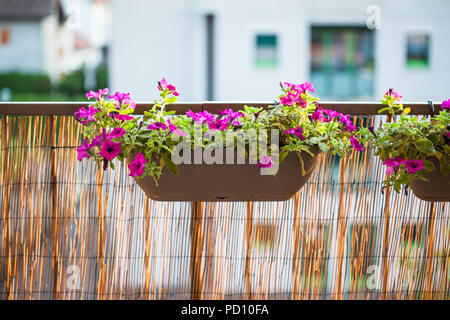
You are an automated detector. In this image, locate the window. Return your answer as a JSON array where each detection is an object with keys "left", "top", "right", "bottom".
[
  {"left": 255, "top": 34, "right": 278, "bottom": 69},
  {"left": 1, "top": 27, "right": 11, "bottom": 45},
  {"left": 310, "top": 27, "right": 375, "bottom": 99},
  {"left": 406, "top": 34, "right": 430, "bottom": 69}
]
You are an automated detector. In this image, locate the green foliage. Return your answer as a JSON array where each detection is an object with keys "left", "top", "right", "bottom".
[
  {"left": 76, "top": 80, "right": 365, "bottom": 182},
  {"left": 0, "top": 72, "right": 51, "bottom": 94},
  {"left": 362, "top": 92, "right": 450, "bottom": 191}
]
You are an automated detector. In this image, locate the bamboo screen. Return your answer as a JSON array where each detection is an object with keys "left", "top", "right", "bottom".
[{"left": 0, "top": 114, "right": 449, "bottom": 300}]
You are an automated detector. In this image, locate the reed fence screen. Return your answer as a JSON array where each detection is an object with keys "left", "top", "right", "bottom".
[{"left": 0, "top": 105, "right": 449, "bottom": 300}]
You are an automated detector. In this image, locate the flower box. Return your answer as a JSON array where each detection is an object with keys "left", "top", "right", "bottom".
[
  {"left": 411, "top": 158, "right": 450, "bottom": 202},
  {"left": 130, "top": 150, "right": 319, "bottom": 202}
]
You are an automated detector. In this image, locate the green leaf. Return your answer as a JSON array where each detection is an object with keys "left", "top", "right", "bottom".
[
  {"left": 422, "top": 159, "right": 436, "bottom": 172},
  {"left": 413, "top": 139, "right": 436, "bottom": 155},
  {"left": 279, "top": 151, "right": 289, "bottom": 164},
  {"left": 318, "top": 142, "right": 329, "bottom": 153},
  {"left": 165, "top": 96, "right": 178, "bottom": 104}
]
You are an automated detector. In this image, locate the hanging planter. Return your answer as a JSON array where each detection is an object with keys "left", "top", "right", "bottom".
[
  {"left": 130, "top": 149, "right": 320, "bottom": 201},
  {"left": 411, "top": 158, "right": 450, "bottom": 201},
  {"left": 362, "top": 90, "right": 450, "bottom": 201},
  {"left": 74, "top": 78, "right": 365, "bottom": 202}
]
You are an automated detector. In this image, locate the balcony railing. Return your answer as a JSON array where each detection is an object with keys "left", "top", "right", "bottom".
[{"left": 0, "top": 101, "right": 448, "bottom": 300}]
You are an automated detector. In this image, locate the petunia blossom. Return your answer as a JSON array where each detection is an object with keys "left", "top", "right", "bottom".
[
  {"left": 74, "top": 105, "right": 100, "bottom": 124},
  {"left": 77, "top": 139, "right": 91, "bottom": 161},
  {"left": 218, "top": 109, "right": 244, "bottom": 121},
  {"left": 158, "top": 77, "right": 179, "bottom": 96},
  {"left": 168, "top": 119, "right": 186, "bottom": 136},
  {"left": 186, "top": 110, "right": 215, "bottom": 125},
  {"left": 405, "top": 159, "right": 425, "bottom": 174},
  {"left": 90, "top": 129, "right": 107, "bottom": 148},
  {"left": 311, "top": 107, "right": 325, "bottom": 122},
  {"left": 350, "top": 135, "right": 364, "bottom": 151},
  {"left": 99, "top": 139, "right": 122, "bottom": 161},
  {"left": 285, "top": 126, "right": 305, "bottom": 140},
  {"left": 257, "top": 155, "right": 273, "bottom": 168},
  {"left": 108, "top": 127, "right": 126, "bottom": 139},
  {"left": 441, "top": 99, "right": 450, "bottom": 109},
  {"left": 109, "top": 91, "right": 135, "bottom": 109},
  {"left": 128, "top": 153, "right": 148, "bottom": 178},
  {"left": 114, "top": 114, "right": 134, "bottom": 121},
  {"left": 86, "top": 88, "right": 109, "bottom": 100},
  {"left": 208, "top": 118, "right": 229, "bottom": 131},
  {"left": 385, "top": 89, "right": 402, "bottom": 100},
  {"left": 147, "top": 122, "right": 168, "bottom": 131}
]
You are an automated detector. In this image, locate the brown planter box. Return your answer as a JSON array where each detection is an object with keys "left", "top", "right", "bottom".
[
  {"left": 131, "top": 150, "right": 319, "bottom": 202},
  {"left": 411, "top": 158, "right": 450, "bottom": 202}
]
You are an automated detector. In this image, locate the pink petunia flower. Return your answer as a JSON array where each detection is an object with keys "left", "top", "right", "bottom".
[
  {"left": 208, "top": 118, "right": 229, "bottom": 131},
  {"left": 285, "top": 126, "right": 305, "bottom": 140},
  {"left": 168, "top": 119, "right": 186, "bottom": 136},
  {"left": 77, "top": 139, "right": 91, "bottom": 161},
  {"left": 74, "top": 105, "right": 100, "bottom": 124},
  {"left": 311, "top": 107, "right": 325, "bottom": 122},
  {"left": 107, "top": 127, "right": 126, "bottom": 139},
  {"left": 158, "top": 77, "right": 179, "bottom": 96},
  {"left": 441, "top": 99, "right": 450, "bottom": 109},
  {"left": 86, "top": 88, "right": 109, "bottom": 100},
  {"left": 114, "top": 114, "right": 134, "bottom": 122},
  {"left": 405, "top": 159, "right": 425, "bottom": 174},
  {"left": 147, "top": 122, "right": 168, "bottom": 131},
  {"left": 99, "top": 139, "right": 122, "bottom": 161},
  {"left": 350, "top": 135, "right": 364, "bottom": 151},
  {"left": 186, "top": 110, "right": 215, "bottom": 125},
  {"left": 385, "top": 89, "right": 402, "bottom": 100},
  {"left": 128, "top": 153, "right": 148, "bottom": 178},
  {"left": 257, "top": 155, "right": 273, "bottom": 168}
]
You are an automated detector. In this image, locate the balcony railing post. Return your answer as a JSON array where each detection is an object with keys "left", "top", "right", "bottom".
[
  {"left": 190, "top": 201, "right": 204, "bottom": 299},
  {"left": 291, "top": 193, "right": 301, "bottom": 299},
  {"left": 425, "top": 201, "right": 436, "bottom": 299},
  {"left": 245, "top": 202, "right": 254, "bottom": 300}
]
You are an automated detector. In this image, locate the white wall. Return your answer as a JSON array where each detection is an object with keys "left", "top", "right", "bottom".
[
  {"left": 0, "top": 21, "right": 42, "bottom": 73},
  {"left": 110, "top": 0, "right": 450, "bottom": 102}
]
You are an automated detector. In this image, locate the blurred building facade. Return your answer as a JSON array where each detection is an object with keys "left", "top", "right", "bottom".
[
  {"left": 0, "top": 0, "right": 111, "bottom": 84},
  {"left": 110, "top": 0, "right": 450, "bottom": 102}
]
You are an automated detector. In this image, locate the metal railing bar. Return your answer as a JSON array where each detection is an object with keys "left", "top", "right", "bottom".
[{"left": 0, "top": 101, "right": 442, "bottom": 115}]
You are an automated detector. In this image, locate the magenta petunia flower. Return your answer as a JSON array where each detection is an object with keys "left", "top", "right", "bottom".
[
  {"left": 257, "top": 155, "right": 273, "bottom": 168},
  {"left": 86, "top": 88, "right": 109, "bottom": 100},
  {"left": 218, "top": 109, "right": 244, "bottom": 121},
  {"left": 208, "top": 118, "right": 229, "bottom": 131},
  {"left": 109, "top": 91, "right": 135, "bottom": 109},
  {"left": 90, "top": 129, "right": 107, "bottom": 148},
  {"left": 385, "top": 89, "right": 402, "bottom": 100},
  {"left": 168, "top": 119, "right": 186, "bottom": 136},
  {"left": 350, "top": 135, "right": 364, "bottom": 151},
  {"left": 114, "top": 114, "right": 134, "bottom": 122},
  {"left": 405, "top": 159, "right": 425, "bottom": 174},
  {"left": 108, "top": 127, "right": 126, "bottom": 139},
  {"left": 74, "top": 105, "right": 100, "bottom": 124},
  {"left": 383, "top": 156, "right": 405, "bottom": 169},
  {"left": 186, "top": 110, "right": 215, "bottom": 125},
  {"left": 323, "top": 109, "right": 343, "bottom": 122},
  {"left": 77, "top": 139, "right": 91, "bottom": 161},
  {"left": 158, "top": 77, "right": 179, "bottom": 96},
  {"left": 446, "top": 132, "right": 450, "bottom": 139},
  {"left": 441, "top": 99, "right": 450, "bottom": 109},
  {"left": 99, "top": 139, "right": 122, "bottom": 161},
  {"left": 285, "top": 126, "right": 305, "bottom": 140},
  {"left": 311, "top": 107, "right": 325, "bottom": 122},
  {"left": 345, "top": 124, "right": 357, "bottom": 132},
  {"left": 128, "top": 153, "right": 148, "bottom": 178},
  {"left": 147, "top": 122, "right": 168, "bottom": 131}
]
